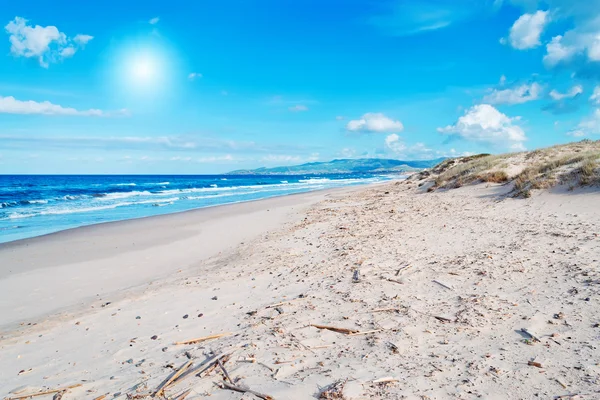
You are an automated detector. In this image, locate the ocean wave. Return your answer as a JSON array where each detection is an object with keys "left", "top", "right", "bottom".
[
  {"left": 149, "top": 182, "right": 170, "bottom": 185},
  {"left": 99, "top": 191, "right": 153, "bottom": 200},
  {"left": 4, "top": 202, "right": 136, "bottom": 220},
  {"left": 113, "top": 183, "right": 137, "bottom": 187},
  {"left": 299, "top": 178, "right": 331, "bottom": 184}
]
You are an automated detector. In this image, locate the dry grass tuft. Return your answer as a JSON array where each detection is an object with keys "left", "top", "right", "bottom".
[
  {"left": 479, "top": 171, "right": 509, "bottom": 183},
  {"left": 421, "top": 139, "right": 600, "bottom": 197}
]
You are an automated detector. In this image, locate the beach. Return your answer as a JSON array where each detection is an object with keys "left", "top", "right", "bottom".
[{"left": 1, "top": 179, "right": 600, "bottom": 399}]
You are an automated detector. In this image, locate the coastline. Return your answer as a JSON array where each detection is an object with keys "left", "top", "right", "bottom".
[
  {"left": 2, "top": 179, "right": 599, "bottom": 399},
  {"left": 0, "top": 184, "right": 373, "bottom": 330}
]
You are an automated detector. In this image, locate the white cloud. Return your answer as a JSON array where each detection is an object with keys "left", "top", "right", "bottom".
[
  {"left": 438, "top": 104, "right": 527, "bottom": 150},
  {"left": 499, "top": 75, "right": 507, "bottom": 85},
  {"left": 549, "top": 85, "right": 583, "bottom": 100},
  {"left": 384, "top": 134, "right": 445, "bottom": 159},
  {"left": 507, "top": 10, "right": 549, "bottom": 49},
  {"left": 4, "top": 17, "right": 92, "bottom": 67},
  {"left": 288, "top": 105, "right": 308, "bottom": 112},
  {"left": 346, "top": 113, "right": 404, "bottom": 133},
  {"left": 73, "top": 34, "right": 93, "bottom": 45},
  {"left": 149, "top": 17, "right": 160, "bottom": 25},
  {"left": 543, "top": 35, "right": 578, "bottom": 66},
  {"left": 590, "top": 86, "right": 600, "bottom": 105},
  {"left": 482, "top": 82, "right": 543, "bottom": 105},
  {"left": 0, "top": 96, "right": 128, "bottom": 117},
  {"left": 569, "top": 108, "right": 600, "bottom": 137},
  {"left": 188, "top": 72, "right": 202, "bottom": 80}
]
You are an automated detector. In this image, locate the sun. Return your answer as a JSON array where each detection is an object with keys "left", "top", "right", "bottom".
[{"left": 130, "top": 56, "right": 156, "bottom": 82}]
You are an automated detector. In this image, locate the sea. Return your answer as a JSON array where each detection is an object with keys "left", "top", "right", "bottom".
[{"left": 0, "top": 174, "right": 397, "bottom": 244}]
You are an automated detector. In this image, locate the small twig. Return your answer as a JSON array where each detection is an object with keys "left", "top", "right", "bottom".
[
  {"left": 528, "top": 360, "right": 543, "bottom": 368},
  {"left": 382, "top": 276, "right": 404, "bottom": 285},
  {"left": 433, "top": 280, "right": 454, "bottom": 290},
  {"left": 5, "top": 384, "right": 82, "bottom": 400},
  {"left": 371, "top": 307, "right": 403, "bottom": 313},
  {"left": 154, "top": 359, "right": 193, "bottom": 396},
  {"left": 174, "top": 389, "right": 192, "bottom": 400},
  {"left": 349, "top": 329, "right": 382, "bottom": 336},
  {"left": 220, "top": 381, "right": 274, "bottom": 400},
  {"left": 217, "top": 358, "right": 233, "bottom": 384},
  {"left": 311, "top": 324, "right": 359, "bottom": 334},
  {"left": 373, "top": 377, "right": 398, "bottom": 384},
  {"left": 174, "top": 332, "right": 231, "bottom": 345}
]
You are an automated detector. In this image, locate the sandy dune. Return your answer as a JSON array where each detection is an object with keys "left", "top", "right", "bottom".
[{"left": 1, "top": 180, "right": 599, "bottom": 399}]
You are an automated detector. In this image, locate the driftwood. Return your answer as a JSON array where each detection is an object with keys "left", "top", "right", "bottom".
[
  {"left": 168, "top": 349, "right": 236, "bottom": 389},
  {"left": 220, "top": 381, "right": 274, "bottom": 400},
  {"left": 381, "top": 276, "right": 403, "bottom": 285},
  {"left": 173, "top": 389, "right": 192, "bottom": 400},
  {"left": 371, "top": 307, "right": 403, "bottom": 313},
  {"left": 92, "top": 396, "right": 106, "bottom": 400},
  {"left": 311, "top": 324, "right": 359, "bottom": 334},
  {"left": 373, "top": 377, "right": 398, "bottom": 384},
  {"left": 154, "top": 359, "right": 193, "bottom": 396},
  {"left": 528, "top": 360, "right": 543, "bottom": 368},
  {"left": 265, "top": 298, "right": 301, "bottom": 309},
  {"left": 5, "top": 384, "right": 82, "bottom": 400},
  {"left": 349, "top": 329, "right": 382, "bottom": 336},
  {"left": 395, "top": 265, "right": 411, "bottom": 276},
  {"left": 174, "top": 332, "right": 231, "bottom": 345},
  {"left": 434, "top": 316, "right": 453, "bottom": 323},
  {"left": 217, "top": 358, "right": 233, "bottom": 384},
  {"left": 433, "top": 280, "right": 454, "bottom": 290}
]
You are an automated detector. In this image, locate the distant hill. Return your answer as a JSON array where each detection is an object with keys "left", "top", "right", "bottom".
[{"left": 227, "top": 158, "right": 446, "bottom": 175}]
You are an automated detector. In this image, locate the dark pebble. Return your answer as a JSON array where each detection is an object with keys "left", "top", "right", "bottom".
[{"left": 151, "top": 335, "right": 158, "bottom": 340}]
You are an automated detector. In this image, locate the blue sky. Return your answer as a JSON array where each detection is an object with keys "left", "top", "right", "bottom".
[{"left": 1, "top": 0, "right": 600, "bottom": 174}]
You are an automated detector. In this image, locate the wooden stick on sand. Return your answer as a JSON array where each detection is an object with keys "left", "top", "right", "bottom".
[
  {"left": 220, "top": 381, "right": 274, "bottom": 400},
  {"left": 310, "top": 324, "right": 359, "bottom": 334},
  {"left": 174, "top": 332, "right": 231, "bottom": 345},
  {"left": 433, "top": 280, "right": 454, "bottom": 290},
  {"left": 5, "top": 384, "right": 82, "bottom": 400},
  {"left": 154, "top": 360, "right": 193, "bottom": 396}
]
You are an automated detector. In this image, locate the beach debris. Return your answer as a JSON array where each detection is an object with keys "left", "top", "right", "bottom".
[
  {"left": 387, "top": 342, "right": 400, "bottom": 353},
  {"left": 349, "top": 329, "right": 382, "bottom": 336},
  {"left": 310, "top": 324, "right": 359, "bottom": 334},
  {"left": 555, "top": 378, "right": 568, "bottom": 389},
  {"left": 433, "top": 280, "right": 454, "bottom": 291},
  {"left": 381, "top": 276, "right": 403, "bottom": 285},
  {"left": 174, "top": 332, "right": 231, "bottom": 345},
  {"left": 151, "top": 335, "right": 158, "bottom": 340},
  {"left": 211, "top": 296, "right": 218, "bottom": 300},
  {"left": 521, "top": 328, "right": 541, "bottom": 342},
  {"left": 219, "top": 381, "right": 274, "bottom": 400},
  {"left": 352, "top": 269, "right": 360, "bottom": 283},
  {"left": 17, "top": 368, "right": 32, "bottom": 375},
  {"left": 182, "top": 314, "right": 188, "bottom": 319},
  {"left": 5, "top": 384, "right": 82, "bottom": 400},
  {"left": 153, "top": 359, "right": 193, "bottom": 397},
  {"left": 528, "top": 360, "right": 543, "bottom": 368},
  {"left": 318, "top": 379, "right": 347, "bottom": 399},
  {"left": 173, "top": 389, "right": 192, "bottom": 400},
  {"left": 434, "top": 316, "right": 453, "bottom": 323},
  {"left": 92, "top": 396, "right": 106, "bottom": 400},
  {"left": 217, "top": 357, "right": 233, "bottom": 383},
  {"left": 373, "top": 377, "right": 398, "bottom": 384}
]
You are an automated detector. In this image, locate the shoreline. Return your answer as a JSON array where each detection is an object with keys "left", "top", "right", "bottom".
[
  {"left": 1, "top": 179, "right": 393, "bottom": 246},
  {"left": 0, "top": 183, "right": 375, "bottom": 330}
]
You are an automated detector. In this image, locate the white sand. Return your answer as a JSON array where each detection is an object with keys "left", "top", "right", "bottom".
[{"left": 1, "top": 181, "right": 599, "bottom": 399}]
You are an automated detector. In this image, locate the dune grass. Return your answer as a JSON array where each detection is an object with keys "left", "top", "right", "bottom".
[{"left": 425, "top": 140, "right": 600, "bottom": 197}]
